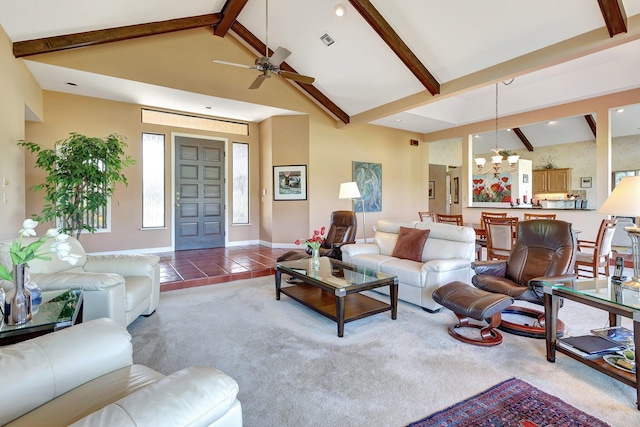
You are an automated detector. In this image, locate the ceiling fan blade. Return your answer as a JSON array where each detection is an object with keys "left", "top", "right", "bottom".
[
  {"left": 249, "top": 74, "right": 268, "bottom": 90},
  {"left": 269, "top": 47, "right": 291, "bottom": 67},
  {"left": 212, "top": 59, "right": 253, "bottom": 69},
  {"left": 280, "top": 70, "right": 315, "bottom": 85}
]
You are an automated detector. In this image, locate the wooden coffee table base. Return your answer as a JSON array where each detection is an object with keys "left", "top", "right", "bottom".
[{"left": 275, "top": 269, "right": 397, "bottom": 337}]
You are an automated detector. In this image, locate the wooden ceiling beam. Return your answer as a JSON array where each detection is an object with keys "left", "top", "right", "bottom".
[
  {"left": 597, "top": 0, "right": 627, "bottom": 37},
  {"left": 13, "top": 14, "right": 222, "bottom": 58},
  {"left": 348, "top": 0, "right": 440, "bottom": 95},
  {"left": 231, "top": 21, "right": 350, "bottom": 124},
  {"left": 512, "top": 127, "right": 534, "bottom": 152},
  {"left": 214, "top": 0, "right": 250, "bottom": 37},
  {"left": 584, "top": 114, "right": 597, "bottom": 137}
]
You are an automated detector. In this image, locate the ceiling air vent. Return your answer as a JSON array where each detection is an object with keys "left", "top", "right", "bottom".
[{"left": 320, "top": 33, "right": 335, "bottom": 47}]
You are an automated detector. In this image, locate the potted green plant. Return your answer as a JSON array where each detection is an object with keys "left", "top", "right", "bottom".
[{"left": 19, "top": 132, "right": 135, "bottom": 239}]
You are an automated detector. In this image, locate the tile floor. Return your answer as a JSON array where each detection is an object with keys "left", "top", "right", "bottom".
[
  {"left": 157, "top": 245, "right": 301, "bottom": 291},
  {"left": 157, "top": 244, "right": 623, "bottom": 292}
]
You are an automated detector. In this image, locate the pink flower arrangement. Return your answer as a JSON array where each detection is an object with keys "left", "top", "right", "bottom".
[{"left": 295, "top": 227, "right": 326, "bottom": 251}]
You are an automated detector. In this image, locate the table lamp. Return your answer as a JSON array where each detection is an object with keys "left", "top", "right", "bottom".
[
  {"left": 339, "top": 182, "right": 367, "bottom": 243},
  {"left": 598, "top": 176, "right": 640, "bottom": 284}
]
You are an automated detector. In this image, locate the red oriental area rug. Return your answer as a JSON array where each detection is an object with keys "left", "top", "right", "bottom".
[{"left": 406, "top": 378, "right": 610, "bottom": 427}]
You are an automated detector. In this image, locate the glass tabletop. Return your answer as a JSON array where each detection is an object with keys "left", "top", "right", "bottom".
[
  {"left": 545, "top": 277, "right": 640, "bottom": 311},
  {"left": 276, "top": 257, "right": 396, "bottom": 292},
  {"left": 1, "top": 288, "right": 83, "bottom": 337}
]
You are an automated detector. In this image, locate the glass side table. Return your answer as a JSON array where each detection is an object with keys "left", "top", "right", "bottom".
[
  {"left": 1, "top": 288, "right": 83, "bottom": 346},
  {"left": 543, "top": 278, "right": 640, "bottom": 410}
]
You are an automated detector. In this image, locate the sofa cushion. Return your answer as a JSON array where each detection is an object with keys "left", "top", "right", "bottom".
[{"left": 391, "top": 227, "right": 430, "bottom": 262}]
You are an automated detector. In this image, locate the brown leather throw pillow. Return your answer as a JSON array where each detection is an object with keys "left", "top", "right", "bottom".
[{"left": 391, "top": 227, "right": 430, "bottom": 262}]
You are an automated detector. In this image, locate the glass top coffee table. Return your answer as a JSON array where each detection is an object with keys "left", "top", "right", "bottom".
[
  {"left": 276, "top": 257, "right": 398, "bottom": 337},
  {"left": 1, "top": 288, "right": 83, "bottom": 346},
  {"left": 543, "top": 278, "right": 640, "bottom": 409}
]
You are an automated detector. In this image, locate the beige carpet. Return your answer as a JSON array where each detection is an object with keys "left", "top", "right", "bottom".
[{"left": 128, "top": 276, "right": 638, "bottom": 427}]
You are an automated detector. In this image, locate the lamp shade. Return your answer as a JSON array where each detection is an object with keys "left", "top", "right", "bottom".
[
  {"left": 339, "top": 182, "right": 361, "bottom": 199},
  {"left": 598, "top": 176, "right": 640, "bottom": 216}
]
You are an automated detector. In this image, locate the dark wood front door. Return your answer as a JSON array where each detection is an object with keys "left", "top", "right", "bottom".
[{"left": 174, "top": 137, "right": 225, "bottom": 250}]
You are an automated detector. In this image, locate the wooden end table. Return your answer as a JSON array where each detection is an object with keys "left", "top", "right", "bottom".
[{"left": 544, "top": 278, "right": 639, "bottom": 410}]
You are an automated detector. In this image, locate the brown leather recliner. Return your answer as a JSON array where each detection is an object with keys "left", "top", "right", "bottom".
[
  {"left": 471, "top": 219, "right": 577, "bottom": 338},
  {"left": 277, "top": 211, "right": 357, "bottom": 262}
]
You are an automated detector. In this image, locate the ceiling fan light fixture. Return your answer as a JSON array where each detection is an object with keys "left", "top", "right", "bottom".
[{"left": 335, "top": 4, "right": 346, "bottom": 17}]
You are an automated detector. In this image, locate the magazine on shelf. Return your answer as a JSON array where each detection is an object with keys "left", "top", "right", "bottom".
[
  {"left": 556, "top": 340, "right": 606, "bottom": 360},
  {"left": 557, "top": 335, "right": 624, "bottom": 359},
  {"left": 590, "top": 326, "right": 634, "bottom": 345}
]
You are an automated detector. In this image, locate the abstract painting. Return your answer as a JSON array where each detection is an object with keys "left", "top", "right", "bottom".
[{"left": 353, "top": 161, "right": 382, "bottom": 212}]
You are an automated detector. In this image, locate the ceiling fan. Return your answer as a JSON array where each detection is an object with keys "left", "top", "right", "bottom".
[{"left": 212, "top": 0, "right": 315, "bottom": 89}]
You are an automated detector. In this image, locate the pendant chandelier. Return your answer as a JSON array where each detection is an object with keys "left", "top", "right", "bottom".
[{"left": 474, "top": 80, "right": 519, "bottom": 177}]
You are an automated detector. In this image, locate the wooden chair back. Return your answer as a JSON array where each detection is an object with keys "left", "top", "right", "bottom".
[
  {"left": 575, "top": 218, "right": 617, "bottom": 278},
  {"left": 436, "top": 213, "right": 463, "bottom": 226},
  {"left": 523, "top": 213, "right": 557, "bottom": 220},
  {"left": 485, "top": 217, "right": 519, "bottom": 260},
  {"left": 480, "top": 211, "right": 508, "bottom": 230},
  {"left": 418, "top": 211, "right": 437, "bottom": 222}
]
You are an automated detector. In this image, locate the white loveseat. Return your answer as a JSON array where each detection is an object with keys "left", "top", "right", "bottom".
[
  {"left": 0, "top": 318, "right": 242, "bottom": 427},
  {"left": 0, "top": 236, "right": 160, "bottom": 327},
  {"left": 341, "top": 220, "right": 476, "bottom": 311}
]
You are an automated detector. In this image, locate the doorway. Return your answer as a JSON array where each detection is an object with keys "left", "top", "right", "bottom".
[{"left": 174, "top": 135, "right": 225, "bottom": 250}]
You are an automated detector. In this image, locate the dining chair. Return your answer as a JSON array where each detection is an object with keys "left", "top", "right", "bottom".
[
  {"left": 484, "top": 217, "right": 519, "bottom": 260},
  {"left": 480, "top": 211, "right": 508, "bottom": 230},
  {"left": 523, "top": 213, "right": 557, "bottom": 220},
  {"left": 474, "top": 212, "right": 508, "bottom": 260},
  {"left": 418, "top": 211, "right": 437, "bottom": 222},
  {"left": 574, "top": 218, "right": 617, "bottom": 278},
  {"left": 436, "top": 213, "right": 464, "bottom": 226}
]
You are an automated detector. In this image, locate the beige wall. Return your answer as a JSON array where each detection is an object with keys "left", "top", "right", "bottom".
[
  {"left": 24, "top": 91, "right": 260, "bottom": 253},
  {"left": 0, "top": 25, "right": 42, "bottom": 237},
  {"left": 21, "top": 93, "right": 426, "bottom": 252}
]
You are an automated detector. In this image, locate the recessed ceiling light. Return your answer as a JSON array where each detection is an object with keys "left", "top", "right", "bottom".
[
  {"left": 617, "top": 108, "right": 625, "bottom": 113},
  {"left": 66, "top": 82, "right": 77, "bottom": 86},
  {"left": 395, "top": 119, "right": 402, "bottom": 122},
  {"left": 506, "top": 128, "right": 512, "bottom": 131},
  {"left": 548, "top": 120, "right": 556, "bottom": 125},
  {"left": 335, "top": 4, "right": 346, "bottom": 17}
]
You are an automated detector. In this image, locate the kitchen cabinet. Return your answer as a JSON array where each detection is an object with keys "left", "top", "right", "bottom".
[{"left": 532, "top": 168, "right": 572, "bottom": 193}]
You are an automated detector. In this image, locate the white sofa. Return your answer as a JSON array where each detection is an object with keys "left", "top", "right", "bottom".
[
  {"left": 0, "top": 318, "right": 242, "bottom": 427},
  {"left": 0, "top": 236, "right": 160, "bottom": 327},
  {"left": 341, "top": 220, "right": 476, "bottom": 311}
]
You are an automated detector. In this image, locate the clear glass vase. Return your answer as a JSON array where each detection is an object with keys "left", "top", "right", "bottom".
[
  {"left": 4, "top": 264, "right": 33, "bottom": 325},
  {"left": 311, "top": 247, "right": 320, "bottom": 271}
]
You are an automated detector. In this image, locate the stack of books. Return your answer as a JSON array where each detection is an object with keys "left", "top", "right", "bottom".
[{"left": 557, "top": 326, "right": 632, "bottom": 360}]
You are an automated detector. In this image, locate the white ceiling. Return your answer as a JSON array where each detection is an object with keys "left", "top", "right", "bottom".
[{"left": 2, "top": 0, "right": 640, "bottom": 147}]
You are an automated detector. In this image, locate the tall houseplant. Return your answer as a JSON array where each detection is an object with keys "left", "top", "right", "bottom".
[{"left": 19, "top": 133, "right": 135, "bottom": 239}]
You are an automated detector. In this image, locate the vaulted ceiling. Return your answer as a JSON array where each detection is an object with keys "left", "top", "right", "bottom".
[{"left": 2, "top": 0, "right": 640, "bottom": 151}]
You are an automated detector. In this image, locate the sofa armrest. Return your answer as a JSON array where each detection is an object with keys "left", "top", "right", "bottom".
[
  {"left": 70, "top": 367, "right": 241, "bottom": 427},
  {"left": 32, "top": 271, "right": 125, "bottom": 291},
  {"left": 0, "top": 319, "right": 132, "bottom": 426},
  {"left": 341, "top": 243, "right": 380, "bottom": 261},
  {"left": 84, "top": 255, "right": 160, "bottom": 278}
]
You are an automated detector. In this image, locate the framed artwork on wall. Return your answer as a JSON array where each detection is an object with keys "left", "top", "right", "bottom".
[
  {"left": 273, "top": 165, "right": 307, "bottom": 200},
  {"left": 453, "top": 177, "right": 459, "bottom": 204},
  {"left": 353, "top": 161, "right": 382, "bottom": 212},
  {"left": 581, "top": 177, "right": 592, "bottom": 188},
  {"left": 429, "top": 181, "right": 435, "bottom": 199}
]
